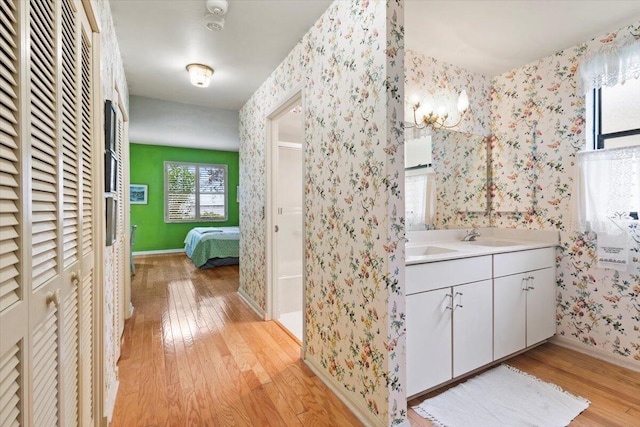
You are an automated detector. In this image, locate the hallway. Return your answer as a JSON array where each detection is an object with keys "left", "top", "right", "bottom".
[
  {"left": 110, "top": 254, "right": 640, "bottom": 427},
  {"left": 110, "top": 254, "right": 362, "bottom": 426}
]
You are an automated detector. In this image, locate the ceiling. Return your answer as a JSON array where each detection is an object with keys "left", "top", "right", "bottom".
[
  {"left": 129, "top": 96, "right": 239, "bottom": 151},
  {"left": 110, "top": 0, "right": 333, "bottom": 111},
  {"left": 405, "top": 1, "right": 640, "bottom": 77},
  {"left": 112, "top": 1, "right": 640, "bottom": 151}
]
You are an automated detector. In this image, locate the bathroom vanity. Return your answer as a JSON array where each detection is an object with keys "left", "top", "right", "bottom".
[{"left": 405, "top": 228, "right": 560, "bottom": 397}]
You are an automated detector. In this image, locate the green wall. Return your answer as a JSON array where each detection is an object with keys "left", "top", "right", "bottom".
[{"left": 129, "top": 143, "right": 239, "bottom": 252}]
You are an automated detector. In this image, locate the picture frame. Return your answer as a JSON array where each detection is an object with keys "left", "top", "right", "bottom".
[
  {"left": 130, "top": 184, "right": 148, "bottom": 204},
  {"left": 105, "top": 150, "right": 118, "bottom": 193},
  {"left": 106, "top": 195, "right": 117, "bottom": 246},
  {"left": 105, "top": 100, "right": 117, "bottom": 152}
]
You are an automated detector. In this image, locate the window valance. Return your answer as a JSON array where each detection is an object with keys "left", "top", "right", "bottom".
[{"left": 579, "top": 39, "right": 640, "bottom": 93}]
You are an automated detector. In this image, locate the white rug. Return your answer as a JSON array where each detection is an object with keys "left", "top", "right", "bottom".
[{"left": 413, "top": 364, "right": 590, "bottom": 427}]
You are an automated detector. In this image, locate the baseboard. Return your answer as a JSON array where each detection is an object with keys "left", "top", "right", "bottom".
[
  {"left": 551, "top": 336, "right": 640, "bottom": 372},
  {"left": 304, "top": 356, "right": 385, "bottom": 427},
  {"left": 237, "top": 288, "right": 266, "bottom": 319},
  {"left": 273, "top": 319, "right": 302, "bottom": 346},
  {"left": 132, "top": 248, "right": 185, "bottom": 256},
  {"left": 104, "top": 379, "right": 119, "bottom": 423}
]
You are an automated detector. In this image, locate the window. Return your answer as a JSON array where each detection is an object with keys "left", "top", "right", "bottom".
[
  {"left": 164, "top": 162, "right": 227, "bottom": 222},
  {"left": 593, "top": 77, "right": 640, "bottom": 149},
  {"left": 405, "top": 167, "right": 436, "bottom": 231}
]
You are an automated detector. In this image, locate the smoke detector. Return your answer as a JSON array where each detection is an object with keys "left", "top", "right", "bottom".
[
  {"left": 204, "top": 13, "right": 225, "bottom": 31},
  {"left": 206, "top": 0, "right": 228, "bottom": 16}
]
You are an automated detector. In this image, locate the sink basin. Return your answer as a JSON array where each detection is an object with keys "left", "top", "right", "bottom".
[
  {"left": 407, "top": 246, "right": 458, "bottom": 257},
  {"left": 466, "top": 240, "right": 520, "bottom": 247}
]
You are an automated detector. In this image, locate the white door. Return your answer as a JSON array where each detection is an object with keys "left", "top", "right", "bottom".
[
  {"left": 268, "top": 97, "right": 304, "bottom": 342},
  {"left": 78, "top": 17, "right": 96, "bottom": 427},
  {"left": 276, "top": 144, "right": 303, "bottom": 317},
  {"left": 452, "top": 280, "right": 493, "bottom": 377},
  {"left": 526, "top": 267, "right": 556, "bottom": 346},
  {"left": 0, "top": 0, "right": 97, "bottom": 425},
  {"left": 494, "top": 273, "right": 527, "bottom": 359},
  {"left": 406, "top": 288, "right": 452, "bottom": 396}
]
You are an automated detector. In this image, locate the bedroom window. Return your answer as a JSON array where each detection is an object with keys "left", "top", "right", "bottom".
[{"left": 164, "top": 161, "right": 228, "bottom": 222}]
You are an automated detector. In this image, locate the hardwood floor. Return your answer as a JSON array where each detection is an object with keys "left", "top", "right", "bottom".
[
  {"left": 112, "top": 254, "right": 640, "bottom": 427},
  {"left": 408, "top": 344, "right": 640, "bottom": 427},
  {"left": 110, "top": 254, "right": 362, "bottom": 427}
]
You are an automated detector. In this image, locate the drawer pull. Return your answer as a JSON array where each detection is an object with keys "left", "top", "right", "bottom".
[
  {"left": 445, "top": 294, "right": 453, "bottom": 311},
  {"left": 455, "top": 291, "right": 463, "bottom": 309}
]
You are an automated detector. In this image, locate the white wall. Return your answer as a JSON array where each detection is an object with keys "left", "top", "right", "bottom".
[{"left": 129, "top": 95, "right": 239, "bottom": 151}]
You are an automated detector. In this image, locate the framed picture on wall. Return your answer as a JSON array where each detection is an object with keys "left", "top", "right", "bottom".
[
  {"left": 130, "top": 184, "right": 148, "bottom": 204},
  {"left": 105, "top": 100, "right": 117, "bottom": 152},
  {"left": 106, "top": 195, "right": 117, "bottom": 246},
  {"left": 105, "top": 150, "right": 118, "bottom": 193}
]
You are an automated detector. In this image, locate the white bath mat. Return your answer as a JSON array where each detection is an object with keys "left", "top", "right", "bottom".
[{"left": 413, "top": 364, "right": 590, "bottom": 427}]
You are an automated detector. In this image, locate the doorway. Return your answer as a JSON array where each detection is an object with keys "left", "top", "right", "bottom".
[{"left": 267, "top": 92, "right": 304, "bottom": 343}]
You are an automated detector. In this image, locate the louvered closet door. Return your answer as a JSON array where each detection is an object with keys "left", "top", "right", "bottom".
[
  {"left": 0, "top": 0, "right": 96, "bottom": 425},
  {"left": 78, "top": 16, "right": 95, "bottom": 427},
  {"left": 58, "top": 1, "right": 84, "bottom": 426},
  {"left": 28, "top": 0, "right": 70, "bottom": 426},
  {"left": 113, "top": 109, "right": 125, "bottom": 361},
  {"left": 0, "top": 1, "right": 28, "bottom": 426}
]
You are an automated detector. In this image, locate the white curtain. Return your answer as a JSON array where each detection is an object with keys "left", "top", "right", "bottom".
[
  {"left": 579, "top": 39, "right": 640, "bottom": 93},
  {"left": 406, "top": 168, "right": 436, "bottom": 230},
  {"left": 576, "top": 145, "right": 640, "bottom": 233}
]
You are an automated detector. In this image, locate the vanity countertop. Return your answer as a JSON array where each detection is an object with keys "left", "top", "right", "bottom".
[{"left": 406, "top": 228, "right": 560, "bottom": 265}]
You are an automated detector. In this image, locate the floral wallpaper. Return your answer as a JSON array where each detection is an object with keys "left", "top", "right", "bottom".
[
  {"left": 239, "top": 1, "right": 407, "bottom": 425},
  {"left": 383, "top": 2, "right": 406, "bottom": 424},
  {"left": 97, "top": 0, "right": 129, "bottom": 419},
  {"left": 405, "top": 51, "right": 491, "bottom": 137},
  {"left": 490, "top": 21, "right": 640, "bottom": 364},
  {"left": 430, "top": 129, "right": 490, "bottom": 229}
]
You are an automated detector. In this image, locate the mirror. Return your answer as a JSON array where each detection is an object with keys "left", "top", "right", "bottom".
[
  {"left": 405, "top": 129, "right": 489, "bottom": 231},
  {"left": 403, "top": 43, "right": 493, "bottom": 229}
]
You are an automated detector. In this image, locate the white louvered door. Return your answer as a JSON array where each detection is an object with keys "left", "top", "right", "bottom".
[
  {"left": 28, "top": 0, "right": 66, "bottom": 425},
  {"left": 78, "top": 18, "right": 95, "bottom": 427},
  {"left": 112, "top": 101, "right": 125, "bottom": 362},
  {"left": 0, "top": 1, "right": 27, "bottom": 426},
  {"left": 0, "top": 0, "right": 97, "bottom": 426}
]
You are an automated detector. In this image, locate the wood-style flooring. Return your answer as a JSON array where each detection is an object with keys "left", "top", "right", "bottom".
[
  {"left": 111, "top": 254, "right": 640, "bottom": 427},
  {"left": 408, "top": 343, "right": 640, "bottom": 427},
  {"left": 111, "top": 254, "right": 362, "bottom": 427}
]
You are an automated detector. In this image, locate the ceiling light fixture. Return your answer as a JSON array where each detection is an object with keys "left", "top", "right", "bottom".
[
  {"left": 204, "top": 13, "right": 225, "bottom": 31},
  {"left": 405, "top": 90, "right": 470, "bottom": 130},
  {"left": 186, "top": 63, "right": 214, "bottom": 88},
  {"left": 206, "top": 0, "right": 228, "bottom": 15}
]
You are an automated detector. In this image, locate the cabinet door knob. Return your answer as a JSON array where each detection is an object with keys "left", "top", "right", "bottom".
[
  {"left": 71, "top": 271, "right": 80, "bottom": 286},
  {"left": 46, "top": 289, "right": 60, "bottom": 307}
]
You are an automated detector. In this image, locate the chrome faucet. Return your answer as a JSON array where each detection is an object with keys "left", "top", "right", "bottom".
[{"left": 462, "top": 228, "right": 481, "bottom": 241}]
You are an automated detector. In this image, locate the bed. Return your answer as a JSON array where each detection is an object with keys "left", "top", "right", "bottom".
[{"left": 184, "top": 226, "right": 240, "bottom": 268}]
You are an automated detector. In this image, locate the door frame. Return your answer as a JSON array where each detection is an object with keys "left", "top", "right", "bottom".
[{"left": 265, "top": 87, "right": 305, "bottom": 353}]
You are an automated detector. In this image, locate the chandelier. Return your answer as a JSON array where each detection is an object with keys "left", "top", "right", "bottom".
[{"left": 405, "top": 90, "right": 469, "bottom": 130}]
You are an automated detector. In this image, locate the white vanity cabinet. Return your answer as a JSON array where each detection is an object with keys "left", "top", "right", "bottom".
[
  {"left": 406, "top": 256, "right": 493, "bottom": 396},
  {"left": 406, "top": 244, "right": 557, "bottom": 397},
  {"left": 406, "top": 288, "right": 452, "bottom": 395},
  {"left": 493, "top": 248, "right": 556, "bottom": 359},
  {"left": 452, "top": 279, "right": 493, "bottom": 377}
]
